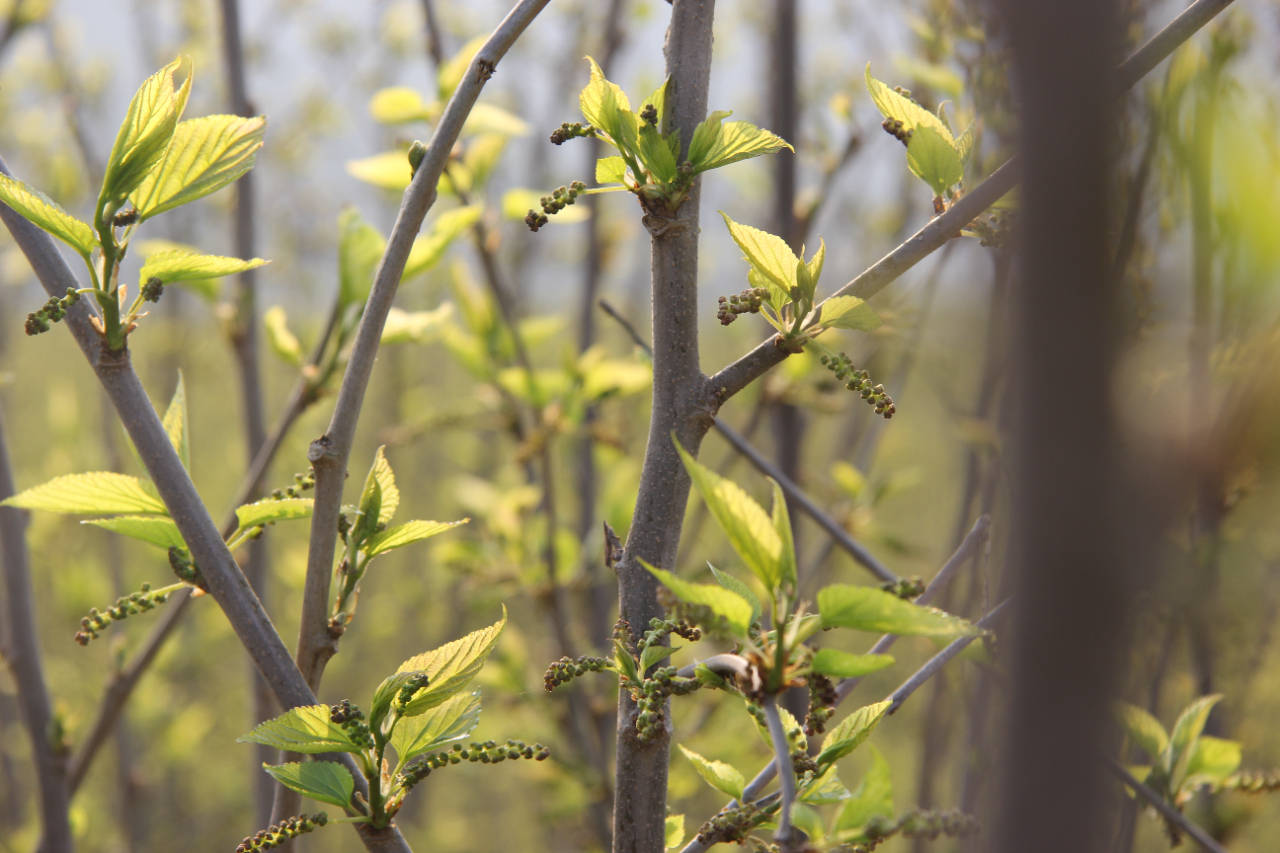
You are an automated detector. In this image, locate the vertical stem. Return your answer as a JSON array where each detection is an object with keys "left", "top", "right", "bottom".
[
  {"left": 614, "top": 4, "right": 716, "bottom": 851},
  {"left": 217, "top": 0, "right": 276, "bottom": 825},
  {"left": 992, "top": 4, "right": 1132, "bottom": 853},
  {"left": 0, "top": 403, "right": 74, "bottom": 853}
]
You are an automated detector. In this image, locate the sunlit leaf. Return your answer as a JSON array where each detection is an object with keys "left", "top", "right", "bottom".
[
  {"left": 234, "top": 498, "right": 314, "bottom": 531},
  {"left": 365, "top": 518, "right": 468, "bottom": 557},
  {"left": 1182, "top": 736, "right": 1241, "bottom": 790},
  {"left": 798, "top": 764, "right": 850, "bottom": 806},
  {"left": 865, "top": 64, "right": 954, "bottom": 145},
  {"left": 643, "top": 563, "right": 752, "bottom": 637},
  {"left": 337, "top": 208, "right": 386, "bottom": 308},
  {"left": 770, "top": 480, "right": 798, "bottom": 591},
  {"left": 834, "top": 745, "right": 894, "bottom": 838},
  {"left": 637, "top": 124, "right": 677, "bottom": 183},
  {"left": 665, "top": 814, "right": 684, "bottom": 850},
  {"left": 579, "top": 56, "right": 637, "bottom": 156},
  {"left": 381, "top": 305, "right": 454, "bottom": 345},
  {"left": 811, "top": 649, "right": 895, "bottom": 679},
  {"left": 688, "top": 114, "right": 792, "bottom": 173},
  {"left": 721, "top": 211, "right": 799, "bottom": 297},
  {"left": 2, "top": 472, "right": 167, "bottom": 515},
  {"left": 160, "top": 372, "right": 190, "bottom": 469},
  {"left": 346, "top": 151, "right": 412, "bottom": 191},
  {"left": 1114, "top": 702, "right": 1169, "bottom": 760},
  {"left": 263, "top": 306, "right": 303, "bottom": 367},
  {"left": 393, "top": 608, "right": 506, "bottom": 714},
  {"left": 678, "top": 745, "right": 745, "bottom": 800},
  {"left": 263, "top": 761, "right": 353, "bottom": 810},
  {"left": 676, "top": 439, "right": 786, "bottom": 594},
  {"left": 818, "top": 585, "right": 979, "bottom": 640},
  {"left": 370, "top": 86, "right": 432, "bottom": 124},
  {"left": 906, "top": 125, "right": 964, "bottom": 196},
  {"left": 132, "top": 115, "right": 265, "bottom": 220},
  {"left": 238, "top": 705, "right": 365, "bottom": 754},
  {"left": 0, "top": 174, "right": 95, "bottom": 256},
  {"left": 82, "top": 515, "right": 185, "bottom": 550},
  {"left": 595, "top": 155, "right": 629, "bottom": 185},
  {"left": 100, "top": 57, "right": 191, "bottom": 208},
  {"left": 708, "top": 565, "right": 761, "bottom": 627},
  {"left": 817, "top": 700, "right": 891, "bottom": 767},
  {"left": 1163, "top": 694, "right": 1222, "bottom": 788},
  {"left": 390, "top": 690, "right": 481, "bottom": 766},
  {"left": 817, "top": 295, "right": 881, "bottom": 332},
  {"left": 404, "top": 205, "right": 482, "bottom": 278},
  {"left": 139, "top": 249, "right": 267, "bottom": 295}
]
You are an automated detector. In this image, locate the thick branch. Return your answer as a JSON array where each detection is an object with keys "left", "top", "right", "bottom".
[
  {"left": 705, "top": 0, "right": 1238, "bottom": 406},
  {"left": 614, "top": 3, "right": 716, "bottom": 852}
]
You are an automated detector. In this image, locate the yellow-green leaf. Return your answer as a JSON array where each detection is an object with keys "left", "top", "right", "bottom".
[
  {"left": 139, "top": 248, "right": 268, "bottom": 292},
  {"left": 689, "top": 114, "right": 792, "bottom": 173},
  {"left": 818, "top": 585, "right": 980, "bottom": 639},
  {"left": 721, "top": 211, "right": 799, "bottom": 297},
  {"left": 337, "top": 208, "right": 386, "bottom": 307},
  {"left": 644, "top": 563, "right": 752, "bottom": 637},
  {"left": 234, "top": 498, "right": 314, "bottom": 531},
  {"left": 238, "top": 706, "right": 365, "bottom": 754},
  {"left": 0, "top": 174, "right": 95, "bottom": 256},
  {"left": 2, "top": 472, "right": 167, "bottom": 515},
  {"left": 346, "top": 150, "right": 412, "bottom": 191},
  {"left": 595, "top": 155, "right": 628, "bottom": 185},
  {"left": 865, "top": 64, "right": 954, "bottom": 145},
  {"left": 82, "top": 515, "right": 185, "bottom": 550},
  {"left": 263, "top": 306, "right": 303, "bottom": 366},
  {"left": 394, "top": 608, "right": 506, "bottom": 714},
  {"left": 834, "top": 745, "right": 894, "bottom": 838},
  {"left": 370, "top": 86, "right": 433, "bottom": 124},
  {"left": 817, "top": 700, "right": 891, "bottom": 767},
  {"left": 404, "top": 205, "right": 481, "bottom": 278},
  {"left": 161, "top": 373, "right": 189, "bottom": 469},
  {"left": 676, "top": 439, "right": 787, "bottom": 594},
  {"left": 365, "top": 518, "right": 468, "bottom": 557},
  {"left": 132, "top": 114, "right": 265, "bottom": 220},
  {"left": 1114, "top": 702, "right": 1169, "bottom": 760},
  {"left": 817, "top": 295, "right": 881, "bottom": 332},
  {"left": 390, "top": 690, "right": 481, "bottom": 766},
  {"left": 579, "top": 56, "right": 636, "bottom": 155},
  {"left": 262, "top": 761, "right": 354, "bottom": 810},
  {"left": 679, "top": 745, "right": 746, "bottom": 800},
  {"left": 811, "top": 649, "right": 895, "bottom": 679},
  {"left": 906, "top": 124, "right": 964, "bottom": 197},
  {"left": 101, "top": 57, "right": 191, "bottom": 208}
]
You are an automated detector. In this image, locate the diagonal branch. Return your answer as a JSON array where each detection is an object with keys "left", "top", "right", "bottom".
[
  {"left": 704, "top": 0, "right": 1237, "bottom": 408},
  {"left": 1104, "top": 758, "right": 1228, "bottom": 853},
  {"left": 293, "top": 0, "right": 550, "bottom": 690}
]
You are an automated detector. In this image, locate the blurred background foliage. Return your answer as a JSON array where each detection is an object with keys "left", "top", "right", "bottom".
[{"left": 2, "top": 0, "right": 1279, "bottom": 851}]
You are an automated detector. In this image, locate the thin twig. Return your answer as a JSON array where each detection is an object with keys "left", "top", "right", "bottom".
[
  {"left": 0, "top": 405, "right": 73, "bottom": 853},
  {"left": 762, "top": 696, "right": 798, "bottom": 846},
  {"left": 294, "top": 0, "right": 551, "bottom": 691},
  {"left": 1103, "top": 758, "right": 1227, "bottom": 853},
  {"left": 704, "top": 0, "right": 1239, "bottom": 407}
]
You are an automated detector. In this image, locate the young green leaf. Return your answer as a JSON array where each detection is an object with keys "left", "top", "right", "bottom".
[
  {"left": 817, "top": 700, "right": 891, "bottom": 767},
  {"left": 403, "top": 205, "right": 482, "bottom": 278},
  {"left": 389, "top": 690, "right": 482, "bottom": 767},
  {"left": 595, "top": 156, "right": 629, "bottom": 186},
  {"left": 365, "top": 519, "right": 468, "bottom": 557},
  {"left": 770, "top": 480, "right": 798, "bottom": 592},
  {"left": 2, "top": 472, "right": 168, "bottom": 515},
  {"left": 1182, "top": 735, "right": 1242, "bottom": 789},
  {"left": 665, "top": 814, "right": 684, "bottom": 851},
  {"left": 675, "top": 439, "right": 787, "bottom": 595},
  {"left": 365, "top": 446, "right": 399, "bottom": 526},
  {"left": 687, "top": 116, "right": 792, "bottom": 173},
  {"left": 708, "top": 565, "right": 762, "bottom": 628},
  {"left": 954, "top": 123, "right": 976, "bottom": 165},
  {"left": 238, "top": 705, "right": 367, "bottom": 754},
  {"left": 816, "top": 295, "right": 881, "bottom": 332},
  {"left": 382, "top": 305, "right": 454, "bottom": 345},
  {"left": 810, "top": 649, "right": 895, "bottom": 679},
  {"left": 864, "top": 64, "right": 954, "bottom": 145},
  {"left": 1163, "top": 694, "right": 1222, "bottom": 788},
  {"left": 337, "top": 208, "right": 386, "bottom": 308},
  {"left": 720, "top": 211, "right": 799, "bottom": 296},
  {"left": 643, "top": 563, "right": 752, "bottom": 638},
  {"left": 639, "top": 643, "right": 680, "bottom": 672},
  {"left": 1114, "top": 701, "right": 1169, "bottom": 759},
  {"left": 817, "top": 585, "right": 980, "bottom": 640},
  {"left": 0, "top": 174, "right": 96, "bottom": 256},
  {"left": 131, "top": 114, "right": 265, "bottom": 221},
  {"left": 906, "top": 124, "right": 964, "bottom": 197},
  {"left": 100, "top": 57, "right": 192, "bottom": 209},
  {"left": 82, "top": 515, "right": 185, "bottom": 550},
  {"left": 234, "top": 498, "right": 315, "bottom": 531},
  {"left": 797, "top": 764, "right": 850, "bottom": 806},
  {"left": 263, "top": 306, "right": 304, "bottom": 367},
  {"left": 369, "top": 86, "right": 433, "bottom": 124},
  {"left": 138, "top": 249, "right": 268, "bottom": 293},
  {"left": 579, "top": 57, "right": 637, "bottom": 157},
  {"left": 614, "top": 639, "right": 641, "bottom": 685},
  {"left": 161, "top": 372, "right": 190, "bottom": 470},
  {"left": 393, "top": 608, "right": 507, "bottom": 715},
  {"left": 637, "top": 124, "right": 677, "bottom": 183},
  {"left": 804, "top": 238, "right": 826, "bottom": 292},
  {"left": 687, "top": 110, "right": 732, "bottom": 168},
  {"left": 678, "top": 745, "right": 746, "bottom": 801},
  {"left": 834, "top": 744, "right": 893, "bottom": 839},
  {"left": 263, "top": 761, "right": 354, "bottom": 811}
]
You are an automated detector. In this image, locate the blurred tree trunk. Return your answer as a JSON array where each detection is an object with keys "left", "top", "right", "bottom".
[{"left": 991, "top": 3, "right": 1133, "bottom": 852}]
